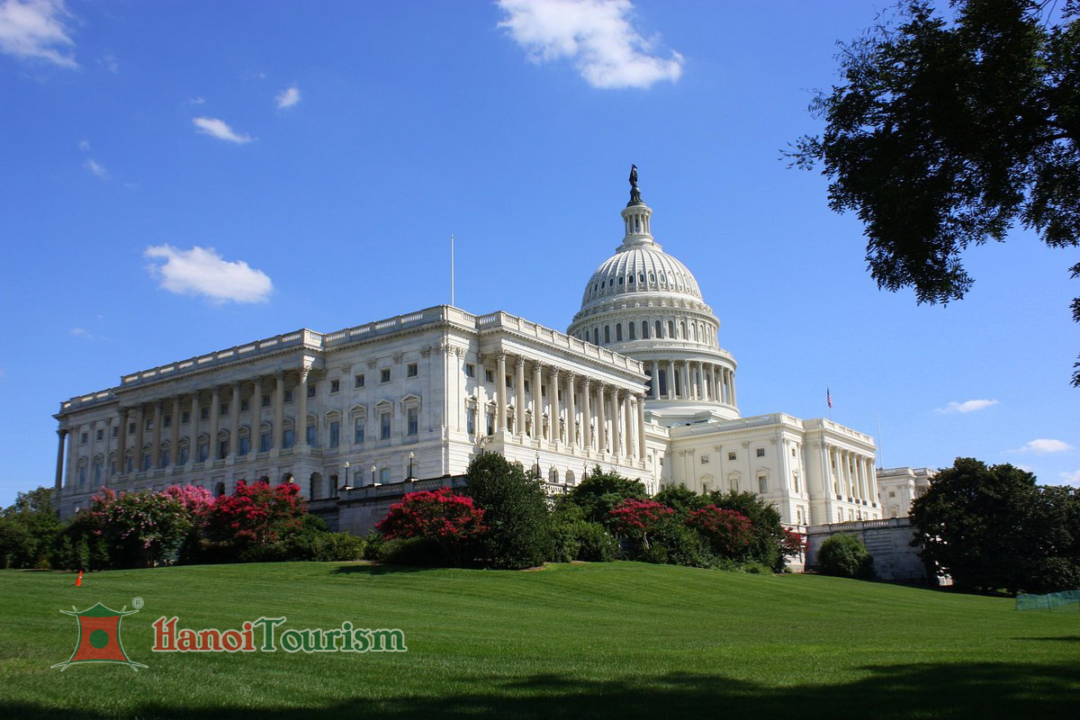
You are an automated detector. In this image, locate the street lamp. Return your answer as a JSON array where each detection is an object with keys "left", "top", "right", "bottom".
[
  {"left": 342, "top": 461, "right": 351, "bottom": 492},
  {"left": 407, "top": 451, "right": 416, "bottom": 481},
  {"left": 534, "top": 451, "right": 541, "bottom": 479},
  {"left": 371, "top": 464, "right": 377, "bottom": 486}
]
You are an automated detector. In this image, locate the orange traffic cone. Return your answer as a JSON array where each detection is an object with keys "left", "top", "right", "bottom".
[{"left": 75, "top": 570, "right": 83, "bottom": 587}]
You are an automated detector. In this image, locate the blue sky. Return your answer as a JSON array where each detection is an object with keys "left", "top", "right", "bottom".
[{"left": 0, "top": 0, "right": 1076, "bottom": 507}]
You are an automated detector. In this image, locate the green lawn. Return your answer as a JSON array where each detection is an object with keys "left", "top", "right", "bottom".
[{"left": 1, "top": 562, "right": 1077, "bottom": 719}]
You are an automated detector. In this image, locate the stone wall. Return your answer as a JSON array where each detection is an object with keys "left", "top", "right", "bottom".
[{"left": 805, "top": 517, "right": 929, "bottom": 584}]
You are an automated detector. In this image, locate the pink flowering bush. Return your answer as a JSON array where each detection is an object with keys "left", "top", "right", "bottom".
[
  {"left": 606, "top": 499, "right": 674, "bottom": 550},
  {"left": 376, "top": 488, "right": 486, "bottom": 566},
  {"left": 86, "top": 487, "right": 193, "bottom": 568},
  {"left": 686, "top": 505, "right": 754, "bottom": 559}
]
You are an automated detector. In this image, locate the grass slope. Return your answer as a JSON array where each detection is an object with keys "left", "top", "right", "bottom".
[{"left": 1, "top": 562, "right": 1077, "bottom": 719}]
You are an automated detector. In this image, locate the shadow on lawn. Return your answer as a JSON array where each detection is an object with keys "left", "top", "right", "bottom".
[
  {"left": 329, "top": 563, "right": 438, "bottom": 576},
  {"left": 6, "top": 662, "right": 1079, "bottom": 720}
]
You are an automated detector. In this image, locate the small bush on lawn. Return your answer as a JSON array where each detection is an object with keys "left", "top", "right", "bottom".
[
  {"left": 549, "top": 500, "right": 616, "bottom": 563},
  {"left": 817, "top": 534, "right": 875, "bottom": 579}
]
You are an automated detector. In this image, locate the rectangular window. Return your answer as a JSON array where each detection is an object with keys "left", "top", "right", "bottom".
[
  {"left": 112, "top": 426, "right": 118, "bottom": 438},
  {"left": 758, "top": 476, "right": 767, "bottom": 494},
  {"left": 181, "top": 411, "right": 190, "bottom": 424},
  {"left": 283, "top": 428, "right": 294, "bottom": 449},
  {"left": 467, "top": 408, "right": 476, "bottom": 435},
  {"left": 285, "top": 390, "right": 294, "bottom": 403},
  {"left": 179, "top": 446, "right": 190, "bottom": 465},
  {"left": 163, "top": 415, "right": 172, "bottom": 429},
  {"left": 306, "top": 425, "right": 316, "bottom": 447},
  {"left": 380, "top": 368, "right": 391, "bottom": 383},
  {"left": 484, "top": 368, "right": 494, "bottom": 383},
  {"left": 354, "top": 418, "right": 365, "bottom": 444},
  {"left": 330, "top": 379, "right": 340, "bottom": 393},
  {"left": 486, "top": 411, "right": 495, "bottom": 436},
  {"left": 81, "top": 433, "right": 88, "bottom": 444},
  {"left": 239, "top": 436, "right": 250, "bottom": 456},
  {"left": 354, "top": 374, "right": 365, "bottom": 388},
  {"left": 329, "top": 421, "right": 341, "bottom": 448},
  {"left": 96, "top": 428, "right": 104, "bottom": 441},
  {"left": 241, "top": 399, "right": 250, "bottom": 412},
  {"left": 407, "top": 363, "right": 418, "bottom": 378},
  {"left": 262, "top": 394, "right": 271, "bottom": 407},
  {"left": 728, "top": 451, "right": 736, "bottom": 461},
  {"left": 129, "top": 422, "right": 136, "bottom": 434},
  {"left": 756, "top": 448, "right": 766, "bottom": 458},
  {"left": 307, "top": 385, "right": 316, "bottom": 398},
  {"left": 701, "top": 455, "right": 709, "bottom": 465},
  {"left": 220, "top": 403, "right": 229, "bottom": 416},
  {"left": 407, "top": 407, "right": 418, "bottom": 436},
  {"left": 218, "top": 439, "right": 229, "bottom": 460},
  {"left": 143, "top": 453, "right": 152, "bottom": 470},
  {"left": 260, "top": 432, "right": 271, "bottom": 453},
  {"left": 380, "top": 413, "right": 391, "bottom": 440},
  {"left": 465, "top": 363, "right": 475, "bottom": 378},
  {"left": 200, "top": 407, "right": 209, "bottom": 421}
]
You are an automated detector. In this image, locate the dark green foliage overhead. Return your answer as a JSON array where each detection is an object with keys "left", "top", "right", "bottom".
[
  {"left": 790, "top": 0, "right": 1080, "bottom": 384},
  {"left": 465, "top": 453, "right": 553, "bottom": 569},
  {"left": 911, "top": 457, "right": 1080, "bottom": 594}
]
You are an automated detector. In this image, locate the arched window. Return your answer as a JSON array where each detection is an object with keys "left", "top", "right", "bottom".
[
  {"left": 642, "top": 321, "right": 649, "bottom": 339},
  {"left": 565, "top": 470, "right": 576, "bottom": 485},
  {"left": 548, "top": 467, "right": 560, "bottom": 483},
  {"left": 604, "top": 326, "right": 610, "bottom": 344},
  {"left": 593, "top": 328, "right": 599, "bottom": 345},
  {"left": 615, "top": 324, "right": 623, "bottom": 341},
  {"left": 379, "top": 467, "right": 391, "bottom": 484},
  {"left": 655, "top": 320, "right": 663, "bottom": 338},
  {"left": 668, "top": 320, "right": 675, "bottom": 338},
  {"left": 681, "top": 321, "right": 687, "bottom": 339},
  {"left": 628, "top": 322, "right": 636, "bottom": 340},
  {"left": 649, "top": 272, "right": 656, "bottom": 284},
  {"left": 639, "top": 272, "right": 645, "bottom": 284}
]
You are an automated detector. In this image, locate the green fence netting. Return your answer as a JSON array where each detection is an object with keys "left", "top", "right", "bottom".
[{"left": 1015, "top": 589, "right": 1080, "bottom": 612}]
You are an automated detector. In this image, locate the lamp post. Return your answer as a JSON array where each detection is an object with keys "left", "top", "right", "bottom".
[
  {"left": 342, "top": 461, "right": 350, "bottom": 492},
  {"left": 407, "top": 451, "right": 415, "bottom": 481},
  {"left": 371, "top": 464, "right": 377, "bottom": 487},
  {"left": 534, "top": 451, "right": 541, "bottom": 479}
]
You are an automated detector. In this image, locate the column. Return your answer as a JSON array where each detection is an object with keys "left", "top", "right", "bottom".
[
  {"left": 54, "top": 429, "right": 68, "bottom": 495},
  {"left": 547, "top": 367, "right": 559, "bottom": 442},
  {"left": 531, "top": 360, "right": 542, "bottom": 439},
  {"left": 66, "top": 423, "right": 78, "bottom": 488},
  {"left": 514, "top": 356, "right": 526, "bottom": 437},
  {"left": 612, "top": 390, "right": 622, "bottom": 458},
  {"left": 188, "top": 393, "right": 199, "bottom": 467},
  {"left": 496, "top": 352, "right": 507, "bottom": 433},
  {"left": 623, "top": 392, "right": 633, "bottom": 459},
  {"left": 667, "top": 360, "right": 677, "bottom": 399},
  {"left": 149, "top": 401, "right": 162, "bottom": 469},
  {"left": 596, "top": 383, "right": 606, "bottom": 455},
  {"left": 731, "top": 371, "right": 737, "bottom": 406},
  {"left": 274, "top": 373, "right": 285, "bottom": 451},
  {"left": 133, "top": 404, "right": 145, "bottom": 471},
  {"left": 681, "top": 363, "right": 691, "bottom": 401},
  {"left": 651, "top": 360, "right": 660, "bottom": 399},
  {"left": 690, "top": 362, "right": 699, "bottom": 400},
  {"left": 228, "top": 383, "right": 240, "bottom": 458},
  {"left": 251, "top": 377, "right": 263, "bottom": 455},
  {"left": 565, "top": 372, "right": 576, "bottom": 448},
  {"left": 115, "top": 408, "right": 127, "bottom": 475},
  {"left": 208, "top": 386, "right": 220, "bottom": 462},
  {"left": 297, "top": 366, "right": 310, "bottom": 450},
  {"left": 170, "top": 396, "right": 181, "bottom": 467},
  {"left": 636, "top": 394, "right": 647, "bottom": 461},
  {"left": 581, "top": 378, "right": 592, "bottom": 451}
]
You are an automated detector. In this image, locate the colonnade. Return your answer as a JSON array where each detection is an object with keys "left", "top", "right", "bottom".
[
  {"left": 827, "top": 446, "right": 878, "bottom": 506},
  {"left": 644, "top": 358, "right": 736, "bottom": 405}
]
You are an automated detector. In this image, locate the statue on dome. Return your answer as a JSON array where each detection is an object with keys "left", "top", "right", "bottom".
[{"left": 628, "top": 164, "right": 642, "bottom": 206}]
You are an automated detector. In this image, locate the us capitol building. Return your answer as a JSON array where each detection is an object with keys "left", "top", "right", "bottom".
[{"left": 52, "top": 172, "right": 883, "bottom": 532}]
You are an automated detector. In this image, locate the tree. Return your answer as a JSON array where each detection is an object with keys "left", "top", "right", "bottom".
[
  {"left": 790, "top": 0, "right": 1080, "bottom": 384},
  {"left": 911, "top": 457, "right": 1080, "bottom": 593},
  {"left": 606, "top": 498, "right": 674, "bottom": 551},
  {"left": 85, "top": 488, "right": 194, "bottom": 568},
  {"left": 567, "top": 468, "right": 649, "bottom": 523},
  {"left": 707, "top": 490, "right": 792, "bottom": 570},
  {"left": 205, "top": 480, "right": 308, "bottom": 560},
  {"left": 376, "top": 488, "right": 486, "bottom": 567},
  {"left": 0, "top": 487, "right": 62, "bottom": 569},
  {"left": 465, "top": 453, "right": 552, "bottom": 569}
]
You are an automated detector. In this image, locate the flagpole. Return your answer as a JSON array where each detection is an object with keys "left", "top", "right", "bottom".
[{"left": 450, "top": 233, "right": 455, "bottom": 307}]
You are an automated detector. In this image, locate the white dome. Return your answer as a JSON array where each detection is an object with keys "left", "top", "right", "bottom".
[{"left": 579, "top": 245, "right": 704, "bottom": 311}]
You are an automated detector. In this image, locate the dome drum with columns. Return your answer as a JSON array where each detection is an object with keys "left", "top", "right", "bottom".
[{"left": 568, "top": 181, "right": 739, "bottom": 425}]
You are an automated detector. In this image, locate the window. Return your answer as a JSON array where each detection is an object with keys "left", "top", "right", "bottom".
[
  {"left": 81, "top": 432, "right": 88, "bottom": 444},
  {"left": 218, "top": 439, "right": 229, "bottom": 460},
  {"left": 380, "top": 413, "right": 391, "bottom": 440},
  {"left": 701, "top": 455, "right": 710, "bottom": 465},
  {"left": 728, "top": 451, "right": 736, "bottom": 461},
  {"left": 593, "top": 328, "right": 600, "bottom": 344},
  {"left": 407, "top": 407, "right": 418, "bottom": 436},
  {"left": 354, "top": 374, "right": 365, "bottom": 388},
  {"left": 160, "top": 449, "right": 170, "bottom": 468},
  {"left": 467, "top": 408, "right": 476, "bottom": 435},
  {"left": 465, "top": 363, "right": 476, "bottom": 378},
  {"left": 330, "top": 379, "right": 340, "bottom": 393},
  {"left": 379, "top": 467, "right": 391, "bottom": 484},
  {"left": 791, "top": 447, "right": 796, "bottom": 457},
  {"left": 758, "top": 475, "right": 767, "bottom": 494},
  {"left": 239, "top": 436, "right": 250, "bottom": 456},
  {"left": 407, "top": 363, "right": 418, "bottom": 377},
  {"left": 200, "top": 407, "right": 209, "bottom": 421},
  {"left": 354, "top": 417, "right": 366, "bottom": 444},
  {"left": 307, "top": 385, "right": 316, "bottom": 398},
  {"left": 112, "top": 426, "right": 118, "bottom": 438},
  {"left": 486, "top": 410, "right": 495, "bottom": 435},
  {"left": 179, "top": 446, "right": 190, "bottom": 465},
  {"left": 756, "top": 448, "right": 766, "bottom": 458},
  {"left": 78, "top": 465, "right": 87, "bottom": 486},
  {"left": 306, "top": 424, "right": 316, "bottom": 447},
  {"left": 129, "top": 422, "right": 136, "bottom": 434},
  {"left": 668, "top": 320, "right": 675, "bottom": 338},
  {"left": 484, "top": 368, "right": 494, "bottom": 383},
  {"left": 143, "top": 452, "right": 152, "bottom": 470},
  {"left": 604, "top": 326, "right": 611, "bottom": 343},
  {"left": 96, "top": 428, "right": 104, "bottom": 441},
  {"left": 262, "top": 394, "right": 271, "bottom": 407},
  {"left": 380, "top": 368, "right": 391, "bottom": 383},
  {"left": 283, "top": 428, "right": 294, "bottom": 449},
  {"left": 628, "top": 322, "right": 636, "bottom": 340},
  {"left": 616, "top": 324, "right": 623, "bottom": 341},
  {"left": 329, "top": 421, "right": 340, "bottom": 448},
  {"left": 285, "top": 390, "right": 294, "bottom": 403},
  {"left": 220, "top": 402, "right": 229, "bottom": 416},
  {"left": 655, "top": 320, "right": 662, "bottom": 338},
  {"left": 240, "top": 399, "right": 249, "bottom": 412},
  {"left": 642, "top": 321, "right": 649, "bottom": 339},
  {"left": 260, "top": 431, "right": 271, "bottom": 453}
]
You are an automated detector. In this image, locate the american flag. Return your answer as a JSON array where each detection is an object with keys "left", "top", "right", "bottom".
[{"left": 827, "top": 387, "right": 832, "bottom": 409}]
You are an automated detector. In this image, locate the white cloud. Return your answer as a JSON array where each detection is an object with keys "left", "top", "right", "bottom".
[
  {"left": 98, "top": 52, "right": 117, "bottom": 73},
  {"left": 78, "top": 139, "right": 89, "bottom": 151},
  {"left": 1019, "top": 439, "right": 1075, "bottom": 454},
  {"left": 70, "top": 327, "right": 90, "bottom": 338},
  {"left": 83, "top": 158, "right": 108, "bottom": 179},
  {"left": 496, "top": 0, "right": 683, "bottom": 89},
  {"left": 0, "top": 0, "right": 77, "bottom": 68},
  {"left": 276, "top": 85, "right": 300, "bottom": 109},
  {"left": 192, "top": 117, "right": 254, "bottom": 144},
  {"left": 936, "top": 398, "right": 999, "bottom": 414},
  {"left": 188, "top": 96, "right": 205, "bottom": 105},
  {"left": 1060, "top": 470, "right": 1080, "bottom": 487},
  {"left": 145, "top": 245, "right": 272, "bottom": 304}
]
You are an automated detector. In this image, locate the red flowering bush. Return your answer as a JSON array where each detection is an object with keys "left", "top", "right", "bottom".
[
  {"left": 780, "top": 527, "right": 806, "bottom": 561},
  {"left": 686, "top": 505, "right": 754, "bottom": 559},
  {"left": 607, "top": 499, "right": 674, "bottom": 550},
  {"left": 207, "top": 480, "right": 307, "bottom": 550},
  {"left": 376, "top": 488, "right": 486, "bottom": 566}
]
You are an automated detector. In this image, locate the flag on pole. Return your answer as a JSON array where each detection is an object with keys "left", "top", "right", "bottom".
[{"left": 827, "top": 387, "right": 832, "bottom": 409}]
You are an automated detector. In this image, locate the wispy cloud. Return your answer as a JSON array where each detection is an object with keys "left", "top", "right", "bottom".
[
  {"left": 188, "top": 96, "right": 205, "bottom": 105},
  {"left": 276, "top": 85, "right": 300, "bottom": 109},
  {"left": 145, "top": 245, "right": 272, "bottom": 304},
  {"left": 97, "top": 52, "right": 118, "bottom": 73},
  {"left": 936, "top": 398, "right": 999, "bottom": 414},
  {"left": 1017, "top": 439, "right": 1075, "bottom": 454},
  {"left": 0, "top": 0, "right": 77, "bottom": 68},
  {"left": 496, "top": 0, "right": 683, "bottom": 89},
  {"left": 78, "top": 139, "right": 89, "bottom": 151},
  {"left": 70, "top": 327, "right": 91, "bottom": 338},
  {"left": 192, "top": 116, "right": 254, "bottom": 144},
  {"left": 1061, "top": 470, "right": 1080, "bottom": 487},
  {"left": 83, "top": 158, "right": 108, "bottom": 179}
]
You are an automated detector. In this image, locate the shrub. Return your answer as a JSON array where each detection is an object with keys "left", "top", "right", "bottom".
[
  {"left": 707, "top": 490, "right": 789, "bottom": 571},
  {"left": 654, "top": 485, "right": 706, "bottom": 519},
  {"left": 643, "top": 520, "right": 715, "bottom": 568},
  {"left": 206, "top": 480, "right": 307, "bottom": 555},
  {"left": 817, "top": 534, "right": 874, "bottom": 579},
  {"left": 379, "top": 536, "right": 443, "bottom": 566},
  {"left": 686, "top": 505, "right": 754, "bottom": 560},
  {"left": 575, "top": 522, "right": 618, "bottom": 562},
  {"left": 568, "top": 469, "right": 649, "bottom": 523},
  {"left": 466, "top": 453, "right": 553, "bottom": 569},
  {"left": 549, "top": 501, "right": 617, "bottom": 563},
  {"left": 607, "top": 499, "right": 674, "bottom": 551},
  {"left": 86, "top": 488, "right": 193, "bottom": 568},
  {"left": 0, "top": 488, "right": 63, "bottom": 569},
  {"left": 376, "top": 487, "right": 485, "bottom": 566}
]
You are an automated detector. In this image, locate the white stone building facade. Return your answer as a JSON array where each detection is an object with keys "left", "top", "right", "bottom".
[{"left": 53, "top": 176, "right": 883, "bottom": 529}]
